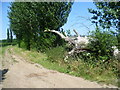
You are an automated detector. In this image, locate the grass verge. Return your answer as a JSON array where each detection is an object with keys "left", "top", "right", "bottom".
[
  {"left": 0, "top": 46, "right": 8, "bottom": 56},
  {"left": 13, "top": 46, "right": 69, "bottom": 73},
  {"left": 11, "top": 46, "right": 118, "bottom": 87}
]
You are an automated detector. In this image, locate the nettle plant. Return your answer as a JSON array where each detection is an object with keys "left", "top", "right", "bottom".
[{"left": 88, "top": 28, "right": 117, "bottom": 61}]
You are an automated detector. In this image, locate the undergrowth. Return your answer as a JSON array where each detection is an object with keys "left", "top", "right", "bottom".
[
  {"left": 0, "top": 46, "right": 8, "bottom": 56},
  {"left": 11, "top": 45, "right": 119, "bottom": 87}
]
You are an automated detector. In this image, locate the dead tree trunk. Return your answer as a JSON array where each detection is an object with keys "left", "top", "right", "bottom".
[{"left": 44, "top": 29, "right": 89, "bottom": 60}]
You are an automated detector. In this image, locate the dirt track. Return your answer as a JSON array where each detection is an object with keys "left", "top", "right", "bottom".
[{"left": 1, "top": 48, "right": 117, "bottom": 88}]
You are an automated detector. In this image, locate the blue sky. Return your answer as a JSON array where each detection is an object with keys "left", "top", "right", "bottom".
[
  {"left": 0, "top": 2, "right": 97, "bottom": 40},
  {"left": 61, "top": 2, "right": 96, "bottom": 35},
  {"left": 1, "top": 2, "right": 11, "bottom": 40}
]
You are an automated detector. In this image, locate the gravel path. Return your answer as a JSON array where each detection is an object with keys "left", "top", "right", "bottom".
[{"left": 1, "top": 48, "right": 117, "bottom": 88}]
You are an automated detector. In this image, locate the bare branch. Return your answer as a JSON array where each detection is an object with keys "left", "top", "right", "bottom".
[
  {"left": 73, "top": 29, "right": 80, "bottom": 37},
  {"left": 44, "top": 29, "right": 90, "bottom": 61},
  {"left": 44, "top": 30, "right": 66, "bottom": 39}
]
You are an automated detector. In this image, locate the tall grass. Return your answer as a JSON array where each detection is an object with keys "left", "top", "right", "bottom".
[
  {"left": 45, "top": 46, "right": 119, "bottom": 86},
  {"left": 11, "top": 46, "right": 119, "bottom": 86}
]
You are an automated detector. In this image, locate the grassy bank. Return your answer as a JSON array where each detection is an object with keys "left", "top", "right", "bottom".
[
  {"left": 4, "top": 45, "right": 119, "bottom": 87},
  {"left": 0, "top": 46, "right": 8, "bottom": 56}
]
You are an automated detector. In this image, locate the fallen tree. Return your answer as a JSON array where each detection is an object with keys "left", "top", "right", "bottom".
[
  {"left": 44, "top": 29, "right": 90, "bottom": 60},
  {"left": 44, "top": 29, "right": 119, "bottom": 61}
]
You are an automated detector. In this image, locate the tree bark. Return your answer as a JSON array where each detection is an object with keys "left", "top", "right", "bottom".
[{"left": 26, "top": 39, "right": 30, "bottom": 50}]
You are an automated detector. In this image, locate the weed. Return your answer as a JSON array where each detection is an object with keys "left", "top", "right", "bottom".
[{"left": 10, "top": 46, "right": 119, "bottom": 86}]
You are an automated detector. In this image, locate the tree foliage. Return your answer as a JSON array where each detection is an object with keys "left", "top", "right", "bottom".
[
  {"left": 7, "top": 28, "right": 10, "bottom": 42},
  {"left": 10, "top": 29, "right": 13, "bottom": 43},
  {"left": 88, "top": 28, "right": 117, "bottom": 61},
  {"left": 7, "top": 28, "right": 13, "bottom": 43},
  {"left": 8, "top": 2, "right": 73, "bottom": 50},
  {"left": 88, "top": 1, "right": 120, "bottom": 49}
]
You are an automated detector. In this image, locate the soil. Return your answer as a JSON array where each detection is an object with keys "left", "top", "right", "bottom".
[{"left": 0, "top": 47, "right": 118, "bottom": 88}]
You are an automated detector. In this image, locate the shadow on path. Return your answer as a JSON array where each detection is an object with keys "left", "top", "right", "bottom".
[{"left": 0, "top": 69, "right": 9, "bottom": 83}]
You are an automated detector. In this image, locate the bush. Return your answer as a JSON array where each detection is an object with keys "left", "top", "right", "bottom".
[
  {"left": 0, "top": 39, "right": 17, "bottom": 47},
  {"left": 45, "top": 46, "right": 66, "bottom": 63},
  {"left": 88, "top": 28, "right": 117, "bottom": 61}
]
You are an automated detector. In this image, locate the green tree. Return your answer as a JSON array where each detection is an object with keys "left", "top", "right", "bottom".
[
  {"left": 88, "top": 27, "right": 117, "bottom": 61},
  {"left": 88, "top": 2, "right": 120, "bottom": 49},
  {"left": 8, "top": 2, "right": 73, "bottom": 50},
  {"left": 10, "top": 29, "right": 13, "bottom": 43},
  {"left": 7, "top": 28, "right": 10, "bottom": 42}
]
